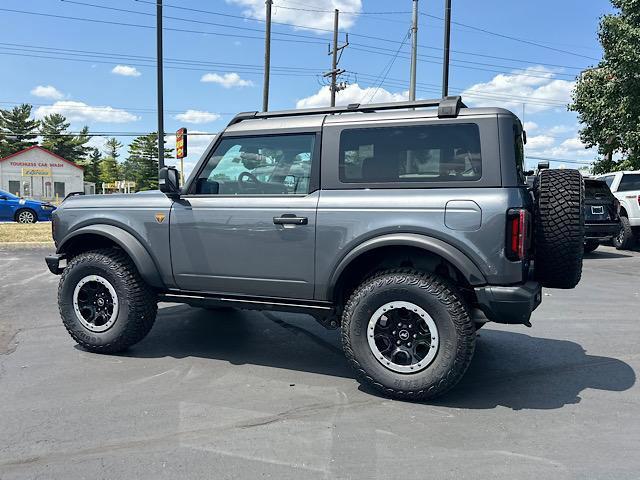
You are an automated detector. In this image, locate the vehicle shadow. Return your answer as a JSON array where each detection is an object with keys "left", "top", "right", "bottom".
[
  {"left": 584, "top": 250, "right": 633, "bottom": 259},
  {"left": 429, "top": 329, "right": 636, "bottom": 410},
  {"left": 120, "top": 305, "right": 635, "bottom": 410}
]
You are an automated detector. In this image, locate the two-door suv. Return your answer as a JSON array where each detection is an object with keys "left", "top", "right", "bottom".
[{"left": 46, "top": 97, "right": 585, "bottom": 400}]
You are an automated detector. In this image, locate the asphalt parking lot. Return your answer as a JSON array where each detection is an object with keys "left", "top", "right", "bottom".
[{"left": 1, "top": 245, "right": 639, "bottom": 479}]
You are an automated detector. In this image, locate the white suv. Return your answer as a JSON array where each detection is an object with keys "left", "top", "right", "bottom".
[{"left": 598, "top": 171, "right": 640, "bottom": 249}]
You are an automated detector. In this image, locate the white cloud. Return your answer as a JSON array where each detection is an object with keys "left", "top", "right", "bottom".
[
  {"left": 201, "top": 72, "right": 253, "bottom": 88},
  {"left": 30, "top": 85, "right": 64, "bottom": 100},
  {"left": 296, "top": 83, "right": 408, "bottom": 109},
  {"left": 526, "top": 135, "right": 555, "bottom": 150},
  {"left": 111, "top": 65, "right": 141, "bottom": 77},
  {"left": 35, "top": 101, "right": 139, "bottom": 123},
  {"left": 226, "top": 0, "right": 361, "bottom": 31},
  {"left": 175, "top": 110, "right": 221, "bottom": 124},
  {"left": 461, "top": 66, "right": 575, "bottom": 114},
  {"left": 523, "top": 121, "right": 538, "bottom": 132}
]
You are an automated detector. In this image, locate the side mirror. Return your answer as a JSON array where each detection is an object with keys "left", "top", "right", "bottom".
[
  {"left": 159, "top": 166, "right": 181, "bottom": 198},
  {"left": 0, "top": 195, "right": 7, "bottom": 200}
]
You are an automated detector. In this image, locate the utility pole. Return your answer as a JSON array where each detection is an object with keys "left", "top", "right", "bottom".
[
  {"left": 156, "top": 0, "right": 165, "bottom": 170},
  {"left": 262, "top": 0, "right": 272, "bottom": 112},
  {"left": 442, "top": 0, "right": 452, "bottom": 97},
  {"left": 409, "top": 0, "right": 419, "bottom": 101},
  {"left": 324, "top": 9, "right": 349, "bottom": 107}
]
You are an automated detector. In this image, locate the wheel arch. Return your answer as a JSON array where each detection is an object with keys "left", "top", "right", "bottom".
[
  {"left": 327, "top": 233, "right": 487, "bottom": 303},
  {"left": 57, "top": 225, "right": 165, "bottom": 289}
]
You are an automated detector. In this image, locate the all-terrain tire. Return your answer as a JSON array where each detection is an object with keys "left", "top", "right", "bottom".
[
  {"left": 612, "top": 216, "right": 635, "bottom": 250},
  {"left": 58, "top": 248, "right": 157, "bottom": 353},
  {"left": 584, "top": 240, "right": 600, "bottom": 254},
  {"left": 341, "top": 270, "right": 475, "bottom": 401},
  {"left": 534, "top": 169, "right": 584, "bottom": 289}
]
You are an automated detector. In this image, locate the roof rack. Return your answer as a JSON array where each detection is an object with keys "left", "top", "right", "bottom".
[{"left": 228, "top": 96, "right": 466, "bottom": 126}]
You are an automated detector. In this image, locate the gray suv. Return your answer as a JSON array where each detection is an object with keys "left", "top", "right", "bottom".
[{"left": 46, "top": 97, "right": 585, "bottom": 400}]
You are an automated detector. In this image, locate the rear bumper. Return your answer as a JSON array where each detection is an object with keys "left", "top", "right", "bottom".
[
  {"left": 45, "top": 254, "right": 65, "bottom": 274},
  {"left": 474, "top": 281, "right": 542, "bottom": 325},
  {"left": 585, "top": 222, "right": 620, "bottom": 240}
]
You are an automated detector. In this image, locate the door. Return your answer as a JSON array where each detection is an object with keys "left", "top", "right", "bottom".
[{"left": 170, "top": 132, "right": 319, "bottom": 299}]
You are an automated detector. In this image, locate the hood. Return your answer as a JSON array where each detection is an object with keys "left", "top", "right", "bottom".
[{"left": 59, "top": 191, "right": 172, "bottom": 209}]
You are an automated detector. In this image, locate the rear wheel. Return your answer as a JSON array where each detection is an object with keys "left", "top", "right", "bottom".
[
  {"left": 58, "top": 248, "right": 157, "bottom": 353},
  {"left": 612, "top": 216, "right": 635, "bottom": 250},
  {"left": 341, "top": 270, "right": 475, "bottom": 401},
  {"left": 534, "top": 169, "right": 584, "bottom": 289},
  {"left": 15, "top": 209, "right": 37, "bottom": 224},
  {"left": 584, "top": 240, "right": 600, "bottom": 253}
]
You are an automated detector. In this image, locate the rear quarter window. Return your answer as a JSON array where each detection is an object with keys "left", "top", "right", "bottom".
[
  {"left": 618, "top": 174, "right": 640, "bottom": 192},
  {"left": 338, "top": 123, "right": 482, "bottom": 184}
]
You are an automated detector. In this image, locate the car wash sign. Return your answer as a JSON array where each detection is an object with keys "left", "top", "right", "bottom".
[
  {"left": 176, "top": 128, "right": 187, "bottom": 159},
  {"left": 22, "top": 167, "right": 52, "bottom": 177}
]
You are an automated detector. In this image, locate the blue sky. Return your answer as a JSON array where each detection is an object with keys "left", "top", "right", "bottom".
[{"left": 0, "top": 0, "right": 614, "bottom": 174}]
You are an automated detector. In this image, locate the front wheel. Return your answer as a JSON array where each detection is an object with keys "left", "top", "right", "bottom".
[
  {"left": 584, "top": 240, "right": 600, "bottom": 253},
  {"left": 341, "top": 270, "right": 475, "bottom": 401},
  {"left": 15, "top": 209, "right": 37, "bottom": 223},
  {"left": 58, "top": 248, "right": 158, "bottom": 353}
]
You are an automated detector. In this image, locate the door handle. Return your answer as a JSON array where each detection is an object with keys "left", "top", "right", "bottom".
[{"left": 273, "top": 215, "right": 308, "bottom": 225}]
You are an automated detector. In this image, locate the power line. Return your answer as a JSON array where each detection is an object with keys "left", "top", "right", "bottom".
[
  {"left": 420, "top": 12, "right": 599, "bottom": 62},
  {"left": 366, "top": 30, "right": 411, "bottom": 103}
]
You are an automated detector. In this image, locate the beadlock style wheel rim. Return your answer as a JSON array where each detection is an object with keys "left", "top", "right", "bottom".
[
  {"left": 18, "top": 211, "right": 35, "bottom": 223},
  {"left": 73, "top": 275, "right": 119, "bottom": 332},
  {"left": 367, "top": 301, "right": 440, "bottom": 374}
]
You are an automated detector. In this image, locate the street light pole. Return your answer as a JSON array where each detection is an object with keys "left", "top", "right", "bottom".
[
  {"left": 409, "top": 0, "right": 419, "bottom": 101},
  {"left": 156, "top": 0, "right": 165, "bottom": 170},
  {"left": 442, "top": 0, "right": 452, "bottom": 97}
]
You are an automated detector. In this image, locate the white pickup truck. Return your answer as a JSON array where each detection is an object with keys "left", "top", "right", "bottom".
[{"left": 597, "top": 171, "right": 640, "bottom": 249}]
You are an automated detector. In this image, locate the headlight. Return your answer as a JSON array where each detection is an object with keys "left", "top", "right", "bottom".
[{"left": 41, "top": 204, "right": 56, "bottom": 211}]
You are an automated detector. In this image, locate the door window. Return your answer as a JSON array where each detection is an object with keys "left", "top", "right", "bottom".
[
  {"left": 618, "top": 173, "right": 640, "bottom": 192},
  {"left": 8, "top": 180, "right": 20, "bottom": 196},
  {"left": 194, "top": 134, "right": 316, "bottom": 195}
]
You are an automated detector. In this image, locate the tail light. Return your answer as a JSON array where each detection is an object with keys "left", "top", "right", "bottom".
[
  {"left": 637, "top": 195, "right": 640, "bottom": 207},
  {"left": 506, "top": 208, "right": 531, "bottom": 261}
]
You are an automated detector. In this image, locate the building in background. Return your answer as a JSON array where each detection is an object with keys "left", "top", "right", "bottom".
[{"left": 0, "top": 146, "right": 84, "bottom": 201}]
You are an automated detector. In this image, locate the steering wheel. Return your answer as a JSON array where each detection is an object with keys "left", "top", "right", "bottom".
[{"left": 237, "top": 171, "right": 262, "bottom": 192}]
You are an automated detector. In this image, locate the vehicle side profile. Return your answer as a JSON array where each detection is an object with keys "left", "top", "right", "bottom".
[
  {"left": 597, "top": 171, "right": 640, "bottom": 249},
  {"left": 45, "top": 97, "right": 585, "bottom": 400},
  {"left": 0, "top": 188, "right": 56, "bottom": 223}
]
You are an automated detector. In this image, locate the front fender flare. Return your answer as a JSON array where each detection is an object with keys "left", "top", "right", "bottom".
[
  {"left": 57, "top": 224, "right": 165, "bottom": 289},
  {"left": 326, "top": 233, "right": 487, "bottom": 300}
]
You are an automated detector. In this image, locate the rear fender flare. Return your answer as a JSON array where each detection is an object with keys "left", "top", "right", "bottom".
[
  {"left": 57, "top": 224, "right": 165, "bottom": 289},
  {"left": 326, "top": 233, "right": 487, "bottom": 300}
]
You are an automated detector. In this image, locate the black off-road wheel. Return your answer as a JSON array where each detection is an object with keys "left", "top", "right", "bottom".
[
  {"left": 341, "top": 270, "right": 475, "bottom": 401},
  {"left": 534, "top": 169, "right": 585, "bottom": 289},
  {"left": 584, "top": 240, "right": 600, "bottom": 254},
  {"left": 58, "top": 248, "right": 157, "bottom": 353},
  {"left": 612, "top": 216, "right": 635, "bottom": 250}
]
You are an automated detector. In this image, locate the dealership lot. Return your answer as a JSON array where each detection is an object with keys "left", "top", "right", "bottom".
[{"left": 0, "top": 245, "right": 639, "bottom": 479}]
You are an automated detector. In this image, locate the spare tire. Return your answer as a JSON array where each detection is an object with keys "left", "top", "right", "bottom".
[{"left": 533, "top": 169, "right": 584, "bottom": 289}]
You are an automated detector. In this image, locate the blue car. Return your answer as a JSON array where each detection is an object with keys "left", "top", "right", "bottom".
[{"left": 0, "top": 189, "right": 57, "bottom": 223}]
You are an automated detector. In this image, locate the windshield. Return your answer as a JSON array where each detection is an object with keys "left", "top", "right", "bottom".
[{"left": 0, "top": 189, "right": 19, "bottom": 199}]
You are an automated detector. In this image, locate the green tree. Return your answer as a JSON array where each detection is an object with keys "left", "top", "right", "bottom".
[
  {"left": 80, "top": 148, "right": 102, "bottom": 185},
  {"left": 126, "top": 133, "right": 173, "bottom": 191},
  {"left": 104, "top": 137, "right": 123, "bottom": 161},
  {"left": 99, "top": 155, "right": 120, "bottom": 184},
  {"left": 40, "top": 113, "right": 91, "bottom": 163},
  {"left": 570, "top": 0, "right": 640, "bottom": 173},
  {"left": 0, "top": 104, "right": 39, "bottom": 157}
]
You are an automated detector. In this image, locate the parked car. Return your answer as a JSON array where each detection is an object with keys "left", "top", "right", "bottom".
[
  {"left": 45, "top": 97, "right": 585, "bottom": 401},
  {"left": 0, "top": 189, "right": 56, "bottom": 223},
  {"left": 597, "top": 171, "right": 640, "bottom": 249},
  {"left": 583, "top": 179, "right": 621, "bottom": 253}
]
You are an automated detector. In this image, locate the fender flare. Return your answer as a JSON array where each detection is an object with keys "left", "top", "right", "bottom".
[
  {"left": 57, "top": 224, "right": 165, "bottom": 289},
  {"left": 326, "top": 233, "right": 487, "bottom": 300}
]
